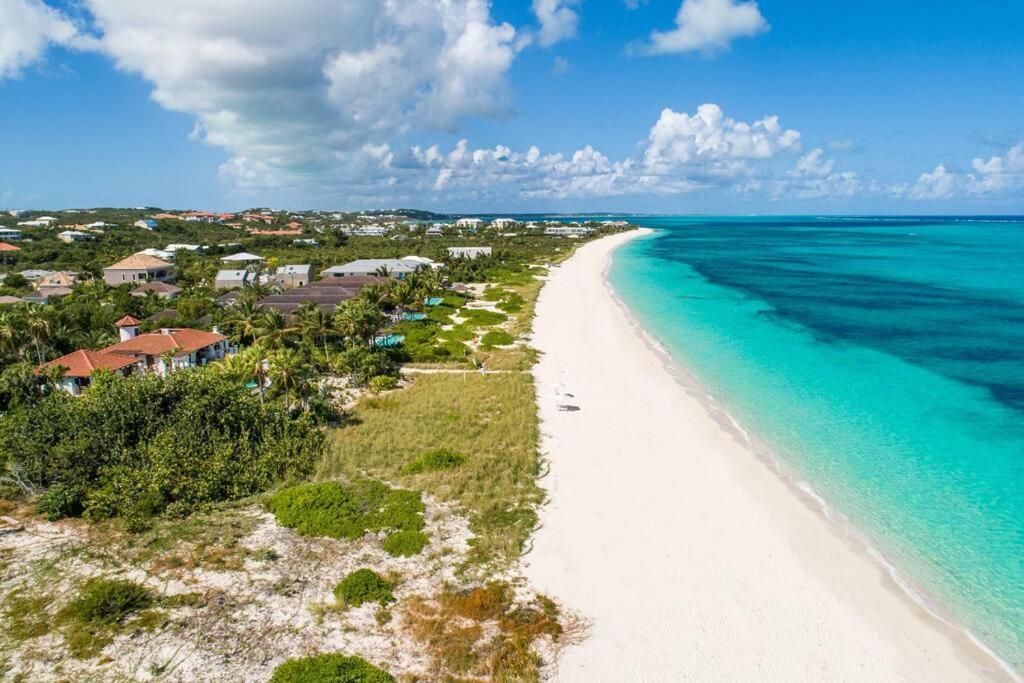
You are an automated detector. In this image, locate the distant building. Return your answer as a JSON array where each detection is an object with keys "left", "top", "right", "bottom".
[
  {"left": 242, "top": 213, "right": 274, "bottom": 224},
  {"left": 490, "top": 218, "right": 518, "bottom": 228},
  {"left": 544, "top": 226, "right": 593, "bottom": 237},
  {"left": 455, "top": 218, "right": 484, "bottom": 230},
  {"left": 36, "top": 271, "right": 78, "bottom": 293},
  {"left": 215, "top": 269, "right": 256, "bottom": 290},
  {"left": 425, "top": 225, "right": 444, "bottom": 236},
  {"left": 103, "top": 253, "right": 175, "bottom": 287},
  {"left": 57, "top": 230, "right": 95, "bottom": 243},
  {"left": 258, "top": 276, "right": 386, "bottom": 315},
  {"left": 220, "top": 251, "right": 264, "bottom": 263},
  {"left": 293, "top": 238, "right": 319, "bottom": 247},
  {"left": 273, "top": 264, "right": 312, "bottom": 288},
  {"left": 17, "top": 221, "right": 50, "bottom": 227},
  {"left": 19, "top": 269, "right": 55, "bottom": 282},
  {"left": 345, "top": 225, "right": 389, "bottom": 237},
  {"left": 132, "top": 281, "right": 182, "bottom": 300},
  {"left": 0, "top": 228, "right": 23, "bottom": 241},
  {"left": 447, "top": 246, "right": 492, "bottom": 259},
  {"left": 135, "top": 219, "right": 159, "bottom": 230},
  {"left": 181, "top": 211, "right": 223, "bottom": 223},
  {"left": 164, "top": 244, "right": 203, "bottom": 254},
  {"left": 322, "top": 258, "right": 424, "bottom": 279}
]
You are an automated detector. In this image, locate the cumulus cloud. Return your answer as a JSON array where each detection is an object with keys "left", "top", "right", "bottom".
[
  {"left": 0, "top": 0, "right": 78, "bottom": 79},
  {"left": 81, "top": 0, "right": 522, "bottom": 192},
  {"left": 640, "top": 0, "right": 769, "bottom": 56},
  {"left": 905, "top": 143, "right": 1024, "bottom": 200},
  {"left": 532, "top": 0, "right": 582, "bottom": 47},
  {"left": 642, "top": 103, "right": 800, "bottom": 177}
]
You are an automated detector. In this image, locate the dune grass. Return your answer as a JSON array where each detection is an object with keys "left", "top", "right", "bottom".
[{"left": 320, "top": 371, "right": 542, "bottom": 569}]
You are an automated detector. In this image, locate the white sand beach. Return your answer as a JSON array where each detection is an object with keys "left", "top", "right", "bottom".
[{"left": 526, "top": 230, "right": 1011, "bottom": 682}]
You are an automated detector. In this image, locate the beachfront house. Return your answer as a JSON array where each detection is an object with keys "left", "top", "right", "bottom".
[
  {"left": 544, "top": 225, "right": 593, "bottom": 237},
  {"left": 215, "top": 269, "right": 256, "bottom": 290},
  {"left": 447, "top": 247, "right": 492, "bottom": 259},
  {"left": 37, "top": 316, "right": 230, "bottom": 396},
  {"left": 321, "top": 257, "right": 428, "bottom": 280},
  {"left": 102, "top": 253, "right": 175, "bottom": 287},
  {"left": 273, "top": 264, "right": 312, "bottom": 288}
]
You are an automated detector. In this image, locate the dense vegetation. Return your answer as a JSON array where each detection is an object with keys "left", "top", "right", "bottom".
[
  {"left": 265, "top": 481, "right": 427, "bottom": 557},
  {"left": 269, "top": 654, "right": 395, "bottom": 683},
  {"left": 0, "top": 370, "right": 323, "bottom": 528},
  {"left": 334, "top": 569, "right": 396, "bottom": 608}
]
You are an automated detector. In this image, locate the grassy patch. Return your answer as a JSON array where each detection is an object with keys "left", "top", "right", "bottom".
[
  {"left": 460, "top": 309, "right": 508, "bottom": 328},
  {"left": 269, "top": 654, "right": 395, "bottom": 683},
  {"left": 322, "top": 372, "right": 541, "bottom": 569},
  {"left": 381, "top": 530, "right": 429, "bottom": 557},
  {"left": 334, "top": 569, "right": 395, "bottom": 608},
  {"left": 480, "top": 330, "right": 515, "bottom": 348},
  {"left": 402, "top": 449, "right": 467, "bottom": 475},
  {"left": 56, "top": 578, "right": 154, "bottom": 658},
  {"left": 265, "top": 481, "right": 428, "bottom": 557},
  {"left": 3, "top": 589, "right": 52, "bottom": 642}
]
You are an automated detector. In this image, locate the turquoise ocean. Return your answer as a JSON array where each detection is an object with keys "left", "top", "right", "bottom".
[{"left": 606, "top": 216, "right": 1024, "bottom": 673}]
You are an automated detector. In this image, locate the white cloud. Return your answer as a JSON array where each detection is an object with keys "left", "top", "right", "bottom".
[
  {"left": 641, "top": 0, "right": 769, "bottom": 56},
  {"left": 0, "top": 0, "right": 77, "bottom": 80},
  {"left": 642, "top": 103, "right": 800, "bottom": 176},
  {"left": 532, "top": 0, "right": 582, "bottom": 48},
  {"left": 790, "top": 148, "right": 834, "bottom": 178},
  {"left": 82, "top": 0, "right": 522, "bottom": 193},
  {"left": 551, "top": 56, "right": 573, "bottom": 75},
  {"left": 904, "top": 143, "right": 1024, "bottom": 200},
  {"left": 827, "top": 138, "right": 859, "bottom": 152},
  {"left": 908, "top": 164, "right": 958, "bottom": 200}
]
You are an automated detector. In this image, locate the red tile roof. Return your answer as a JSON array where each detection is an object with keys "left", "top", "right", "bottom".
[
  {"left": 105, "top": 253, "right": 172, "bottom": 270},
  {"left": 132, "top": 281, "right": 182, "bottom": 295},
  {"left": 0, "top": 242, "right": 20, "bottom": 252},
  {"left": 36, "top": 349, "right": 137, "bottom": 378},
  {"left": 105, "top": 328, "right": 226, "bottom": 358},
  {"left": 115, "top": 315, "right": 141, "bottom": 327}
]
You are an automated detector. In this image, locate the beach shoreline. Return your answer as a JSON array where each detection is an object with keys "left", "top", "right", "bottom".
[{"left": 526, "top": 229, "right": 1014, "bottom": 682}]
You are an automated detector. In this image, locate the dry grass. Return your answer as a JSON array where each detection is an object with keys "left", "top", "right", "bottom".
[{"left": 320, "top": 371, "right": 542, "bottom": 570}]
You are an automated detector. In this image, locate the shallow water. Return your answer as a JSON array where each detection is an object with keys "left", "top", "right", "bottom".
[{"left": 608, "top": 216, "right": 1024, "bottom": 672}]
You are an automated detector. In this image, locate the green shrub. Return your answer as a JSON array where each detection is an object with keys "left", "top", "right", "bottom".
[
  {"left": 368, "top": 375, "right": 398, "bottom": 393},
  {"left": 381, "top": 530, "right": 429, "bottom": 557},
  {"left": 36, "top": 482, "right": 86, "bottom": 520},
  {"left": 270, "top": 654, "right": 394, "bottom": 683},
  {"left": 266, "top": 481, "right": 427, "bottom": 556},
  {"left": 440, "top": 296, "right": 468, "bottom": 309},
  {"left": 337, "top": 346, "right": 398, "bottom": 387},
  {"left": 480, "top": 330, "right": 515, "bottom": 348},
  {"left": 334, "top": 569, "right": 395, "bottom": 608},
  {"left": 481, "top": 288, "right": 508, "bottom": 302},
  {"left": 62, "top": 578, "right": 153, "bottom": 626},
  {"left": 403, "top": 449, "right": 467, "bottom": 474},
  {"left": 0, "top": 371, "right": 323, "bottom": 524},
  {"left": 460, "top": 309, "right": 507, "bottom": 327},
  {"left": 426, "top": 307, "right": 454, "bottom": 324},
  {"left": 439, "top": 325, "right": 474, "bottom": 342}
]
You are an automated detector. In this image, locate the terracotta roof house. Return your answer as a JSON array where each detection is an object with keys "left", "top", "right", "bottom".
[
  {"left": 102, "top": 253, "right": 175, "bottom": 287},
  {"left": 38, "top": 317, "right": 231, "bottom": 396},
  {"left": 0, "top": 242, "right": 21, "bottom": 251},
  {"left": 132, "top": 281, "right": 182, "bottom": 300},
  {"left": 37, "top": 271, "right": 78, "bottom": 290}
]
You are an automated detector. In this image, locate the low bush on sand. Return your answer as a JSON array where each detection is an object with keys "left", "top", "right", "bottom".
[
  {"left": 381, "top": 530, "right": 429, "bottom": 557},
  {"left": 480, "top": 330, "right": 515, "bottom": 348},
  {"left": 402, "top": 449, "right": 467, "bottom": 474},
  {"left": 269, "top": 654, "right": 395, "bottom": 683},
  {"left": 265, "top": 481, "right": 428, "bottom": 557},
  {"left": 460, "top": 309, "right": 508, "bottom": 327},
  {"left": 334, "top": 569, "right": 395, "bottom": 608},
  {"left": 57, "top": 578, "right": 155, "bottom": 658}
]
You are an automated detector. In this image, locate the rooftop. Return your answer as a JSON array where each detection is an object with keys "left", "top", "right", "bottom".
[{"left": 106, "top": 253, "right": 173, "bottom": 270}]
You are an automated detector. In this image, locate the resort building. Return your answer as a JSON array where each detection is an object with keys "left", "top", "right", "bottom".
[
  {"left": 447, "top": 247, "right": 492, "bottom": 259},
  {"left": 215, "top": 269, "right": 256, "bottom": 290},
  {"left": 0, "top": 228, "right": 23, "bottom": 241},
  {"left": 544, "top": 226, "right": 593, "bottom": 237},
  {"left": 273, "top": 264, "right": 312, "bottom": 288},
  {"left": 491, "top": 218, "right": 518, "bottom": 228},
  {"left": 132, "top": 281, "right": 182, "bottom": 300},
  {"left": 322, "top": 258, "right": 427, "bottom": 279},
  {"left": 37, "top": 316, "right": 230, "bottom": 396},
  {"left": 343, "top": 225, "right": 389, "bottom": 237},
  {"left": 455, "top": 218, "right": 484, "bottom": 230}
]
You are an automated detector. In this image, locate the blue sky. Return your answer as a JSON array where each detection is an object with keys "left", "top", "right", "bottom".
[{"left": 1, "top": 0, "right": 1022, "bottom": 213}]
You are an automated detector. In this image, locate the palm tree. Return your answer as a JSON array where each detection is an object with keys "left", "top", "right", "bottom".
[
  {"left": 0, "top": 310, "right": 25, "bottom": 361},
  {"left": 389, "top": 278, "right": 418, "bottom": 316},
  {"left": 335, "top": 299, "right": 384, "bottom": 347},
  {"left": 254, "top": 308, "right": 293, "bottom": 348},
  {"left": 214, "top": 345, "right": 271, "bottom": 403},
  {"left": 297, "top": 303, "right": 335, "bottom": 352},
  {"left": 373, "top": 265, "right": 393, "bottom": 278},
  {"left": 75, "top": 328, "right": 115, "bottom": 350},
  {"left": 23, "top": 306, "right": 53, "bottom": 364},
  {"left": 267, "top": 348, "right": 313, "bottom": 412},
  {"left": 229, "top": 298, "right": 264, "bottom": 344}
]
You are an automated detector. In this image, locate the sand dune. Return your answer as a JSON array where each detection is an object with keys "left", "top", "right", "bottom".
[{"left": 526, "top": 229, "right": 1009, "bottom": 682}]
